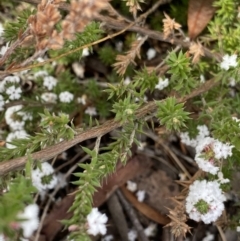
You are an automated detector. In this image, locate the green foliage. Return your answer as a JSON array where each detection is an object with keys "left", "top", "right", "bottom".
[
  {"left": 0, "top": 175, "right": 36, "bottom": 237},
  {"left": 98, "top": 45, "right": 117, "bottom": 66},
  {"left": 0, "top": 110, "right": 76, "bottom": 161},
  {"left": 169, "top": 0, "right": 188, "bottom": 27},
  {"left": 85, "top": 80, "right": 101, "bottom": 99},
  {"left": 3, "top": 0, "right": 240, "bottom": 239},
  {"left": 208, "top": 0, "right": 239, "bottom": 52},
  {"left": 194, "top": 199, "right": 209, "bottom": 214},
  {"left": 133, "top": 67, "right": 159, "bottom": 93},
  {"left": 4, "top": 8, "right": 35, "bottom": 42},
  {"left": 167, "top": 50, "right": 197, "bottom": 95},
  {"left": 6, "top": 46, "right": 35, "bottom": 66},
  {"left": 213, "top": 0, "right": 237, "bottom": 24},
  {"left": 112, "top": 94, "right": 139, "bottom": 123},
  {"left": 39, "top": 110, "right": 76, "bottom": 140},
  {"left": 212, "top": 117, "right": 240, "bottom": 151},
  {"left": 149, "top": 12, "right": 163, "bottom": 31},
  {"left": 156, "top": 97, "right": 190, "bottom": 131},
  {"left": 49, "top": 22, "right": 104, "bottom": 63},
  {"left": 67, "top": 145, "right": 119, "bottom": 239}
]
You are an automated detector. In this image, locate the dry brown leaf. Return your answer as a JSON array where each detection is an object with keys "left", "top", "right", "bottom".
[
  {"left": 121, "top": 186, "right": 170, "bottom": 225},
  {"left": 188, "top": 0, "right": 216, "bottom": 39}
]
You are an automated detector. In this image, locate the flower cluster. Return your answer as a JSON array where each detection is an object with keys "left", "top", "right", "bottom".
[
  {"left": 180, "top": 125, "right": 209, "bottom": 148},
  {"left": 87, "top": 208, "right": 108, "bottom": 236},
  {"left": 186, "top": 180, "right": 226, "bottom": 224},
  {"left": 5, "top": 105, "right": 31, "bottom": 149},
  {"left": 31, "top": 162, "right": 58, "bottom": 193},
  {"left": 180, "top": 125, "right": 233, "bottom": 174},
  {"left": 0, "top": 75, "right": 22, "bottom": 107},
  {"left": 155, "top": 77, "right": 169, "bottom": 90},
  {"left": 17, "top": 204, "right": 39, "bottom": 238},
  {"left": 220, "top": 54, "right": 238, "bottom": 70},
  {"left": 33, "top": 70, "right": 74, "bottom": 104},
  {"left": 181, "top": 125, "right": 232, "bottom": 223},
  {"left": 195, "top": 137, "right": 233, "bottom": 174}
]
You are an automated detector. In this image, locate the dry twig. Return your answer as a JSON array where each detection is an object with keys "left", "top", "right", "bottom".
[{"left": 116, "top": 189, "right": 149, "bottom": 241}]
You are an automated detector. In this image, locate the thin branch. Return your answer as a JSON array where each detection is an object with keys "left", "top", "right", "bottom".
[
  {"left": 216, "top": 224, "right": 227, "bottom": 241},
  {"left": 116, "top": 189, "right": 149, "bottom": 241},
  {"left": 0, "top": 77, "right": 218, "bottom": 175}
]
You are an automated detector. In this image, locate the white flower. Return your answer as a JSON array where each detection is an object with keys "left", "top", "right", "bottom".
[
  {"left": 82, "top": 48, "right": 90, "bottom": 57},
  {"left": 6, "top": 130, "right": 29, "bottom": 149},
  {"left": 137, "top": 142, "right": 146, "bottom": 151},
  {"left": 220, "top": 54, "right": 238, "bottom": 70},
  {"left": 41, "top": 92, "right": 57, "bottom": 103},
  {"left": 59, "top": 91, "right": 74, "bottom": 103},
  {"left": 3, "top": 75, "right": 20, "bottom": 84},
  {"left": 217, "top": 172, "right": 230, "bottom": 184},
  {"left": 126, "top": 181, "right": 137, "bottom": 192},
  {"left": 212, "top": 140, "right": 233, "bottom": 159},
  {"left": 0, "top": 75, "right": 21, "bottom": 93},
  {"left": 18, "top": 204, "right": 39, "bottom": 238},
  {"left": 43, "top": 76, "right": 57, "bottom": 90},
  {"left": 5, "top": 105, "right": 25, "bottom": 130},
  {"left": 144, "top": 223, "right": 156, "bottom": 237},
  {"left": 0, "top": 42, "right": 9, "bottom": 56},
  {"left": 194, "top": 137, "right": 233, "bottom": 174},
  {"left": 34, "top": 70, "right": 49, "bottom": 78},
  {"left": 180, "top": 125, "right": 209, "bottom": 148},
  {"left": 0, "top": 23, "right": 4, "bottom": 38},
  {"left": 233, "top": 116, "right": 240, "bottom": 123},
  {"left": 36, "top": 57, "right": 45, "bottom": 62},
  {"left": 0, "top": 95, "right": 5, "bottom": 111},
  {"left": 146, "top": 48, "right": 156, "bottom": 60},
  {"left": 87, "top": 208, "right": 108, "bottom": 236},
  {"left": 72, "top": 62, "right": 85, "bottom": 78},
  {"left": 77, "top": 95, "right": 87, "bottom": 105},
  {"left": 202, "top": 232, "right": 214, "bottom": 241},
  {"left": 0, "top": 81, "right": 5, "bottom": 93},
  {"left": 31, "top": 162, "right": 58, "bottom": 191},
  {"left": 85, "top": 106, "right": 97, "bottom": 116},
  {"left": 195, "top": 155, "right": 219, "bottom": 175},
  {"left": 136, "top": 190, "right": 145, "bottom": 202},
  {"left": 195, "top": 137, "right": 219, "bottom": 174},
  {"left": 57, "top": 172, "right": 67, "bottom": 188},
  {"left": 116, "top": 41, "right": 123, "bottom": 52},
  {"left": 6, "top": 86, "right": 22, "bottom": 100},
  {"left": 200, "top": 74, "right": 205, "bottom": 83},
  {"left": 124, "top": 77, "right": 131, "bottom": 85},
  {"left": 237, "top": 226, "right": 240, "bottom": 232},
  {"left": 0, "top": 234, "right": 6, "bottom": 241},
  {"left": 101, "top": 235, "right": 114, "bottom": 241},
  {"left": 229, "top": 77, "right": 236, "bottom": 87},
  {"left": 197, "top": 125, "right": 209, "bottom": 138},
  {"left": 155, "top": 77, "right": 169, "bottom": 90},
  {"left": 186, "top": 180, "right": 226, "bottom": 224},
  {"left": 128, "top": 229, "right": 137, "bottom": 241},
  {"left": 180, "top": 132, "right": 197, "bottom": 147}
]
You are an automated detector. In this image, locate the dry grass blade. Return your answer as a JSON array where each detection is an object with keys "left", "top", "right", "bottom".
[
  {"left": 124, "top": 0, "right": 145, "bottom": 19},
  {"left": 113, "top": 35, "right": 148, "bottom": 75},
  {"left": 189, "top": 41, "right": 205, "bottom": 63},
  {"left": 163, "top": 12, "right": 181, "bottom": 39}
]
